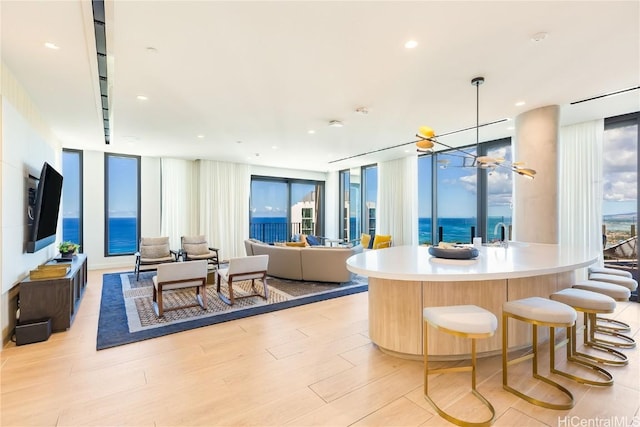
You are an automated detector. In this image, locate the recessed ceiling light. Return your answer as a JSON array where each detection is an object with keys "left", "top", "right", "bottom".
[
  {"left": 146, "top": 47, "right": 158, "bottom": 54},
  {"left": 44, "top": 42, "right": 60, "bottom": 50},
  {"left": 197, "top": 134, "right": 205, "bottom": 139},
  {"left": 404, "top": 40, "right": 418, "bottom": 49},
  {"left": 515, "top": 101, "right": 525, "bottom": 107},
  {"left": 236, "top": 140, "right": 243, "bottom": 144},
  {"left": 355, "top": 107, "right": 369, "bottom": 115},
  {"left": 328, "top": 120, "right": 343, "bottom": 128},
  {"left": 531, "top": 32, "right": 548, "bottom": 42},
  {"left": 136, "top": 95, "right": 148, "bottom": 101},
  {"left": 272, "top": 146, "right": 278, "bottom": 150},
  {"left": 308, "top": 130, "right": 315, "bottom": 134}
]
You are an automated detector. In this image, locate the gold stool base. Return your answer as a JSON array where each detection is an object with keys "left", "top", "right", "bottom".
[
  {"left": 550, "top": 326, "right": 613, "bottom": 387},
  {"left": 502, "top": 313, "right": 575, "bottom": 410},
  {"left": 424, "top": 323, "right": 496, "bottom": 427}
]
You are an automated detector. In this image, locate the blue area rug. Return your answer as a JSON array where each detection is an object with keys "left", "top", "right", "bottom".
[{"left": 97, "top": 271, "right": 368, "bottom": 350}]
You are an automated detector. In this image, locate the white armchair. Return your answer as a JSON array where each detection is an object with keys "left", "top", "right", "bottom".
[
  {"left": 216, "top": 255, "right": 269, "bottom": 305},
  {"left": 152, "top": 260, "right": 208, "bottom": 317}
]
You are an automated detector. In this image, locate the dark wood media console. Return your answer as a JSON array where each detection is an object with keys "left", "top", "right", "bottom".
[{"left": 19, "top": 254, "right": 88, "bottom": 332}]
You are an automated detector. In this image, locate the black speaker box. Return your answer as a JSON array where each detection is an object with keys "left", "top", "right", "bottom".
[{"left": 16, "top": 318, "right": 51, "bottom": 346}]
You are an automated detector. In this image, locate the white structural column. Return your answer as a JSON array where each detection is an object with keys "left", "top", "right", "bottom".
[{"left": 513, "top": 105, "right": 560, "bottom": 243}]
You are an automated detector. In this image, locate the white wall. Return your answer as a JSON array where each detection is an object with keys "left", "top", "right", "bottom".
[{"left": 1, "top": 64, "right": 61, "bottom": 344}]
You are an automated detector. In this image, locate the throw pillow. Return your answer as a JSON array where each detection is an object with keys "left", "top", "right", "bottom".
[
  {"left": 183, "top": 242, "right": 209, "bottom": 255},
  {"left": 372, "top": 234, "right": 392, "bottom": 249},
  {"left": 285, "top": 241, "right": 306, "bottom": 247},
  {"left": 360, "top": 233, "right": 371, "bottom": 248},
  {"left": 306, "top": 235, "right": 321, "bottom": 246}
]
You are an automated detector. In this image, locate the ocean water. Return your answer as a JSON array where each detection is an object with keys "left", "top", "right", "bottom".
[{"left": 63, "top": 217, "right": 137, "bottom": 254}]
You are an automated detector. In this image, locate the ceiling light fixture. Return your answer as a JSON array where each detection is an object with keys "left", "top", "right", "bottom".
[
  {"left": 136, "top": 95, "right": 148, "bottom": 101},
  {"left": 515, "top": 101, "right": 525, "bottom": 106},
  {"left": 531, "top": 32, "right": 548, "bottom": 42},
  {"left": 308, "top": 130, "right": 315, "bottom": 134},
  {"left": 415, "top": 77, "right": 536, "bottom": 179},
  {"left": 44, "top": 42, "right": 60, "bottom": 50},
  {"left": 328, "top": 120, "right": 344, "bottom": 128},
  {"left": 404, "top": 40, "right": 418, "bottom": 49},
  {"left": 355, "top": 107, "right": 369, "bottom": 115}
]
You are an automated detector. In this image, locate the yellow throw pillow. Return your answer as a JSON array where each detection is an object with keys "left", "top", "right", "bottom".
[
  {"left": 360, "top": 233, "right": 372, "bottom": 248},
  {"left": 285, "top": 241, "right": 306, "bottom": 247},
  {"left": 372, "top": 234, "right": 392, "bottom": 249}
]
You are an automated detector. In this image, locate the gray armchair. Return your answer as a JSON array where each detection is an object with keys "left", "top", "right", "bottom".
[
  {"left": 181, "top": 235, "right": 220, "bottom": 270},
  {"left": 134, "top": 236, "right": 179, "bottom": 280}
]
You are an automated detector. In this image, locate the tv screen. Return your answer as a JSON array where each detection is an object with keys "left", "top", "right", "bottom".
[{"left": 27, "top": 162, "right": 63, "bottom": 253}]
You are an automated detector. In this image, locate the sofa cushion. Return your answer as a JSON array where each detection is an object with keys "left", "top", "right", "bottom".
[
  {"left": 251, "top": 243, "right": 303, "bottom": 280},
  {"left": 285, "top": 241, "right": 306, "bottom": 247},
  {"left": 300, "top": 245, "right": 363, "bottom": 283}
]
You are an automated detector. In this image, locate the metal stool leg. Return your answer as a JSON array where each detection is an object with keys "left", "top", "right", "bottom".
[
  {"left": 424, "top": 321, "right": 495, "bottom": 427},
  {"left": 502, "top": 313, "right": 574, "bottom": 410}
]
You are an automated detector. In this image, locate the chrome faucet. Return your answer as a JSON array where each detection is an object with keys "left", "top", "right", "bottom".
[{"left": 494, "top": 222, "right": 508, "bottom": 247}]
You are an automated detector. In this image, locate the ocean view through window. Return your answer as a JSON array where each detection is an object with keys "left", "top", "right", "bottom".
[
  {"left": 62, "top": 149, "right": 82, "bottom": 249},
  {"left": 105, "top": 154, "right": 140, "bottom": 255},
  {"left": 250, "top": 177, "right": 324, "bottom": 243}
]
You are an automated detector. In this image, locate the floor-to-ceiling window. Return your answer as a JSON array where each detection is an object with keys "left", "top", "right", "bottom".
[
  {"left": 418, "top": 154, "right": 433, "bottom": 244},
  {"left": 339, "top": 170, "right": 350, "bottom": 241},
  {"left": 250, "top": 176, "right": 324, "bottom": 243},
  {"left": 105, "top": 153, "right": 140, "bottom": 256},
  {"left": 418, "top": 138, "right": 512, "bottom": 244},
  {"left": 484, "top": 139, "right": 513, "bottom": 242},
  {"left": 339, "top": 165, "right": 378, "bottom": 243},
  {"left": 62, "top": 149, "right": 83, "bottom": 251},
  {"left": 362, "top": 165, "right": 377, "bottom": 235},
  {"left": 435, "top": 147, "right": 478, "bottom": 243},
  {"left": 603, "top": 112, "right": 638, "bottom": 281}
]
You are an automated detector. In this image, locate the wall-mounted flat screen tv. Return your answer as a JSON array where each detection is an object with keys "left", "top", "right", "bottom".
[{"left": 27, "top": 162, "right": 63, "bottom": 253}]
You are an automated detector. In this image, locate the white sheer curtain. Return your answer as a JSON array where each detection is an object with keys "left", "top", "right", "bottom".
[
  {"left": 197, "top": 160, "right": 250, "bottom": 260},
  {"left": 160, "top": 158, "right": 198, "bottom": 250},
  {"left": 559, "top": 119, "right": 604, "bottom": 278},
  {"left": 377, "top": 156, "right": 418, "bottom": 246}
]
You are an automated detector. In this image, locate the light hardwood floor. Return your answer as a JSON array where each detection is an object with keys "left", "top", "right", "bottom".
[{"left": 1, "top": 269, "right": 639, "bottom": 426}]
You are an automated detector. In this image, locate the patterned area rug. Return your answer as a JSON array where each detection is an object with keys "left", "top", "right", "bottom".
[{"left": 97, "top": 270, "right": 368, "bottom": 350}]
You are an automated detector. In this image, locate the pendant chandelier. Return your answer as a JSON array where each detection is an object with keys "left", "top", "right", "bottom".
[{"left": 416, "top": 77, "right": 536, "bottom": 179}]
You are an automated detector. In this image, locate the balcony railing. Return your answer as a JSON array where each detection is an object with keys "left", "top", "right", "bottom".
[{"left": 250, "top": 221, "right": 315, "bottom": 244}]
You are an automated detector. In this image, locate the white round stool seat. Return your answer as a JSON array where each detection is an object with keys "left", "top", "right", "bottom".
[
  {"left": 549, "top": 288, "right": 616, "bottom": 313},
  {"left": 573, "top": 280, "right": 631, "bottom": 301},
  {"left": 588, "top": 273, "right": 638, "bottom": 292},
  {"left": 423, "top": 305, "right": 497, "bottom": 335},
  {"left": 503, "top": 297, "right": 576, "bottom": 325},
  {"left": 589, "top": 266, "right": 633, "bottom": 279}
]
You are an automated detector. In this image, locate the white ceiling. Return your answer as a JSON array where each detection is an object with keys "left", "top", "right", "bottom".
[{"left": 2, "top": 1, "right": 639, "bottom": 172}]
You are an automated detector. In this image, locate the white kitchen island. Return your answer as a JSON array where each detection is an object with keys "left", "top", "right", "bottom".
[{"left": 346, "top": 243, "right": 598, "bottom": 360}]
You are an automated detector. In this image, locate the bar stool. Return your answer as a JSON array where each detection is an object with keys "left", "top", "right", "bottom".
[
  {"left": 573, "top": 280, "right": 636, "bottom": 349},
  {"left": 549, "top": 288, "right": 624, "bottom": 373},
  {"left": 588, "top": 273, "right": 638, "bottom": 294},
  {"left": 423, "top": 305, "right": 497, "bottom": 427},
  {"left": 589, "top": 266, "right": 633, "bottom": 279},
  {"left": 502, "top": 297, "right": 576, "bottom": 410}
]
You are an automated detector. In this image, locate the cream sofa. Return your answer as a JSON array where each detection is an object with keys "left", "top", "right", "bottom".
[{"left": 244, "top": 239, "right": 363, "bottom": 283}]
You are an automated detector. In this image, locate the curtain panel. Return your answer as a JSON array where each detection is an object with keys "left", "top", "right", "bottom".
[
  {"left": 197, "top": 160, "right": 250, "bottom": 260},
  {"left": 559, "top": 119, "right": 604, "bottom": 277},
  {"left": 160, "top": 158, "right": 198, "bottom": 250},
  {"left": 377, "top": 156, "right": 418, "bottom": 246}
]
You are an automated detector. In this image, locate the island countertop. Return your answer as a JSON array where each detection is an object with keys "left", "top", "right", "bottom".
[
  {"left": 346, "top": 243, "right": 598, "bottom": 281},
  {"left": 345, "top": 243, "right": 599, "bottom": 359}
]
